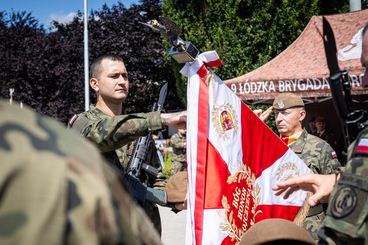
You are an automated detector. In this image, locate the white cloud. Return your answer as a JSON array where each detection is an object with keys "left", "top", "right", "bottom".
[{"left": 48, "top": 11, "right": 77, "bottom": 24}]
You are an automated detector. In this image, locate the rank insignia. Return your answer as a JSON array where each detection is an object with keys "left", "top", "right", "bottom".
[{"left": 277, "top": 101, "right": 285, "bottom": 109}]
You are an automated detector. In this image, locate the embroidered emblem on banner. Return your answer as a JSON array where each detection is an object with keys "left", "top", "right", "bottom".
[
  {"left": 219, "top": 164, "right": 262, "bottom": 243},
  {"left": 275, "top": 162, "right": 300, "bottom": 182},
  {"left": 212, "top": 103, "right": 239, "bottom": 141},
  {"left": 221, "top": 111, "right": 234, "bottom": 131},
  {"left": 331, "top": 186, "right": 357, "bottom": 218}
]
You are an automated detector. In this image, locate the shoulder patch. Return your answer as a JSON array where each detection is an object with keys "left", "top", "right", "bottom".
[
  {"left": 354, "top": 137, "right": 368, "bottom": 155},
  {"left": 68, "top": 114, "right": 79, "bottom": 126},
  {"left": 331, "top": 186, "right": 357, "bottom": 219},
  {"left": 69, "top": 114, "right": 91, "bottom": 134},
  {"left": 331, "top": 151, "right": 337, "bottom": 159}
]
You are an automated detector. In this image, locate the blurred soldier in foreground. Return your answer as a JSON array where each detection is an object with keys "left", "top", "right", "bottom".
[
  {"left": 255, "top": 93, "right": 342, "bottom": 240},
  {"left": 0, "top": 101, "right": 161, "bottom": 245},
  {"left": 68, "top": 54, "right": 186, "bottom": 235},
  {"left": 170, "top": 128, "right": 187, "bottom": 174},
  {"left": 239, "top": 219, "right": 314, "bottom": 245},
  {"left": 273, "top": 22, "right": 368, "bottom": 244}
]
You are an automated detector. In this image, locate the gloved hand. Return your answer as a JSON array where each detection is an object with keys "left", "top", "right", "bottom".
[
  {"left": 125, "top": 174, "right": 168, "bottom": 206},
  {"left": 146, "top": 187, "right": 167, "bottom": 206},
  {"left": 124, "top": 174, "right": 147, "bottom": 204}
]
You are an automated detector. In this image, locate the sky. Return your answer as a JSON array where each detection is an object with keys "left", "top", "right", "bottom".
[{"left": 1, "top": 0, "right": 138, "bottom": 27}]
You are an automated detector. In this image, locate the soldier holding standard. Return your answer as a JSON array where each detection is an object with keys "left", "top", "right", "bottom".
[{"left": 68, "top": 54, "right": 186, "bottom": 235}]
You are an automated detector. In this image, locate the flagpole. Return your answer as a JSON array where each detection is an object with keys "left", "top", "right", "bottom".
[{"left": 84, "top": 0, "right": 90, "bottom": 111}]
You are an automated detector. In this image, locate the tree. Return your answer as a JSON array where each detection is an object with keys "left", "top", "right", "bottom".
[
  {"left": 163, "top": 0, "right": 348, "bottom": 79},
  {"left": 49, "top": 0, "right": 182, "bottom": 122},
  {"left": 0, "top": 0, "right": 183, "bottom": 124},
  {"left": 162, "top": 0, "right": 348, "bottom": 129},
  {"left": 87, "top": 1, "right": 177, "bottom": 113},
  {"left": 0, "top": 11, "right": 47, "bottom": 113}
]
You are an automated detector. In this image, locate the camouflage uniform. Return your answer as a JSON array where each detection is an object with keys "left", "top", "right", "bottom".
[
  {"left": 318, "top": 125, "right": 368, "bottom": 244},
  {"left": 69, "top": 105, "right": 164, "bottom": 235},
  {"left": 0, "top": 101, "right": 161, "bottom": 245},
  {"left": 170, "top": 132, "right": 186, "bottom": 174},
  {"left": 289, "top": 130, "right": 342, "bottom": 240}
]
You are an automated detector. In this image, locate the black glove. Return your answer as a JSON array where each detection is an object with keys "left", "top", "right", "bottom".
[
  {"left": 125, "top": 174, "right": 167, "bottom": 206},
  {"left": 124, "top": 174, "right": 147, "bottom": 205},
  {"left": 146, "top": 187, "right": 167, "bottom": 206}
]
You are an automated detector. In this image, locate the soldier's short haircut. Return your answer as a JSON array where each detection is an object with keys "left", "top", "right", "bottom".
[{"left": 90, "top": 54, "right": 124, "bottom": 79}]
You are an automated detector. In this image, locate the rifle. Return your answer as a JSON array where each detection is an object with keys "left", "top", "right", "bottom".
[
  {"left": 126, "top": 81, "right": 168, "bottom": 181},
  {"left": 322, "top": 17, "right": 368, "bottom": 161}
]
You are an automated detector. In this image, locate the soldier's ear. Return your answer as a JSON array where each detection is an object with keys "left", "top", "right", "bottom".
[
  {"left": 90, "top": 78, "right": 99, "bottom": 92},
  {"left": 299, "top": 109, "right": 306, "bottom": 122}
]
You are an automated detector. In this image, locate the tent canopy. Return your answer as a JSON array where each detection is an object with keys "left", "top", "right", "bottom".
[{"left": 225, "top": 10, "right": 368, "bottom": 102}]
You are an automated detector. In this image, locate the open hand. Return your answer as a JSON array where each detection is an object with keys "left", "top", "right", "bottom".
[
  {"left": 272, "top": 173, "right": 337, "bottom": 206},
  {"left": 161, "top": 111, "right": 187, "bottom": 129}
]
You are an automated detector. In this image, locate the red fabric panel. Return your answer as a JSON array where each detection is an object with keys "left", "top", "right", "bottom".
[
  {"left": 194, "top": 77, "right": 209, "bottom": 245},
  {"left": 240, "top": 103, "right": 288, "bottom": 178},
  {"left": 204, "top": 140, "right": 231, "bottom": 209}
]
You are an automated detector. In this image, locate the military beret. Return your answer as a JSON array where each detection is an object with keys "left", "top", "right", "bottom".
[
  {"left": 239, "top": 218, "right": 314, "bottom": 245},
  {"left": 273, "top": 93, "right": 304, "bottom": 110},
  {"left": 165, "top": 171, "right": 187, "bottom": 203}
]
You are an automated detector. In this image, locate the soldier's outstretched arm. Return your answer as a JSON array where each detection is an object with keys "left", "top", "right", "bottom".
[
  {"left": 161, "top": 111, "right": 187, "bottom": 129},
  {"left": 272, "top": 173, "right": 338, "bottom": 206},
  {"left": 70, "top": 111, "right": 186, "bottom": 152}
]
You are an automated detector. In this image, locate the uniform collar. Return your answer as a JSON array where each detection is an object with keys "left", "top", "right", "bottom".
[
  {"left": 288, "top": 130, "right": 308, "bottom": 153},
  {"left": 88, "top": 105, "right": 111, "bottom": 118},
  {"left": 280, "top": 130, "right": 303, "bottom": 146}
]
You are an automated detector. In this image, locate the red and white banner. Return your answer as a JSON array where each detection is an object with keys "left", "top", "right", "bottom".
[{"left": 182, "top": 51, "right": 312, "bottom": 245}]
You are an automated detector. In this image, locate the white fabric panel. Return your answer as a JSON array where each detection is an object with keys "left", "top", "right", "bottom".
[
  {"left": 255, "top": 149, "right": 312, "bottom": 206},
  {"left": 207, "top": 75, "right": 243, "bottom": 175},
  {"left": 202, "top": 209, "right": 228, "bottom": 245},
  {"left": 185, "top": 67, "right": 200, "bottom": 245}
]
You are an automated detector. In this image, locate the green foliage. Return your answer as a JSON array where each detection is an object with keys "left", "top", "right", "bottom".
[
  {"left": 0, "top": 0, "right": 183, "bottom": 124},
  {"left": 248, "top": 104, "right": 277, "bottom": 133},
  {"left": 162, "top": 150, "right": 173, "bottom": 178},
  {"left": 162, "top": 0, "right": 348, "bottom": 104},
  {"left": 0, "top": 0, "right": 349, "bottom": 123}
]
